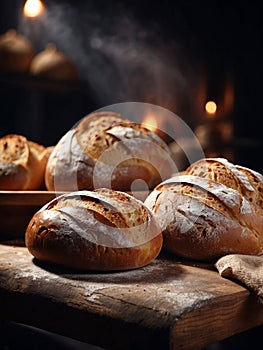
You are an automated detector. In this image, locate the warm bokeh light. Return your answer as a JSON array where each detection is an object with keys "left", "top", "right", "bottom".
[
  {"left": 205, "top": 100, "right": 217, "bottom": 115},
  {"left": 142, "top": 112, "right": 158, "bottom": 132},
  {"left": 23, "top": 0, "right": 45, "bottom": 18}
]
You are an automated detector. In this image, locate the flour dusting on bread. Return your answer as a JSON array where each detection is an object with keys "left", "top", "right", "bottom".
[{"left": 145, "top": 158, "right": 263, "bottom": 261}]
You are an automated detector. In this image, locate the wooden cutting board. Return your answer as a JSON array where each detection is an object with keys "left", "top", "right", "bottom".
[{"left": 1, "top": 243, "right": 263, "bottom": 350}]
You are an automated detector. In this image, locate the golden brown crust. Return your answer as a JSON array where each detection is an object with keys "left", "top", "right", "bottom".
[
  {"left": 0, "top": 134, "right": 29, "bottom": 190},
  {"left": 76, "top": 111, "right": 127, "bottom": 155},
  {"left": 145, "top": 158, "right": 263, "bottom": 261},
  {"left": 0, "top": 134, "right": 53, "bottom": 190},
  {"left": 25, "top": 188, "right": 163, "bottom": 271},
  {"left": 45, "top": 111, "right": 174, "bottom": 192},
  {"left": 186, "top": 158, "right": 263, "bottom": 210}
]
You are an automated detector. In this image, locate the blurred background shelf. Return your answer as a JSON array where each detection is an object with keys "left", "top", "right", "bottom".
[
  {"left": 0, "top": 72, "right": 99, "bottom": 146},
  {"left": 0, "top": 72, "right": 87, "bottom": 93}
]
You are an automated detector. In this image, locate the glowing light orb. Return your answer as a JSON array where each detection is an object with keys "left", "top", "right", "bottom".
[
  {"left": 205, "top": 100, "right": 217, "bottom": 115},
  {"left": 24, "top": 0, "right": 44, "bottom": 18}
]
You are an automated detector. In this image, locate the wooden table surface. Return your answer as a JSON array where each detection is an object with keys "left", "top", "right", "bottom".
[{"left": 1, "top": 242, "right": 263, "bottom": 350}]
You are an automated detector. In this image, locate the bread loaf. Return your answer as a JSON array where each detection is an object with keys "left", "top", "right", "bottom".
[
  {"left": 144, "top": 158, "right": 263, "bottom": 261},
  {"left": 0, "top": 29, "right": 35, "bottom": 74},
  {"left": 29, "top": 43, "right": 78, "bottom": 81},
  {"left": 0, "top": 134, "right": 53, "bottom": 190},
  {"left": 25, "top": 188, "right": 163, "bottom": 271},
  {"left": 45, "top": 111, "right": 175, "bottom": 192}
]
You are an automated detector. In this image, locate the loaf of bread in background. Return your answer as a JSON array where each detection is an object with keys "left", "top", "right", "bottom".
[
  {"left": 0, "top": 29, "right": 35, "bottom": 74},
  {"left": 45, "top": 111, "right": 175, "bottom": 192},
  {"left": 144, "top": 158, "right": 263, "bottom": 261},
  {"left": 25, "top": 188, "right": 163, "bottom": 271},
  {"left": 29, "top": 43, "right": 78, "bottom": 81},
  {"left": 0, "top": 134, "right": 53, "bottom": 190}
]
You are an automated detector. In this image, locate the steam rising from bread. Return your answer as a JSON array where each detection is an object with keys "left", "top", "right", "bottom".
[{"left": 19, "top": 2, "right": 193, "bottom": 109}]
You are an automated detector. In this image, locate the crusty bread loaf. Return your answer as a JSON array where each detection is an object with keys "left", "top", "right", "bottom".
[
  {"left": 25, "top": 188, "right": 163, "bottom": 271},
  {"left": 0, "top": 29, "right": 35, "bottom": 74},
  {"left": 0, "top": 134, "right": 53, "bottom": 190},
  {"left": 29, "top": 43, "right": 78, "bottom": 81},
  {"left": 144, "top": 158, "right": 263, "bottom": 261},
  {"left": 45, "top": 111, "right": 175, "bottom": 192}
]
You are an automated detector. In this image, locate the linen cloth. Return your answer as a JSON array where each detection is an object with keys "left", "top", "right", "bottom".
[{"left": 216, "top": 254, "right": 263, "bottom": 303}]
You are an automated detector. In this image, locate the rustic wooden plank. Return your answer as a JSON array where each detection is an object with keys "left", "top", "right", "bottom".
[
  {"left": 171, "top": 293, "right": 263, "bottom": 350},
  {"left": 0, "top": 191, "right": 59, "bottom": 206},
  {"left": 0, "top": 243, "right": 262, "bottom": 350},
  {"left": 0, "top": 191, "right": 59, "bottom": 239}
]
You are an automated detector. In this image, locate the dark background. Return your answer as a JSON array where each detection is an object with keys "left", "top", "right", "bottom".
[
  {"left": 0, "top": 0, "right": 262, "bottom": 171},
  {"left": 1, "top": 3, "right": 263, "bottom": 348}
]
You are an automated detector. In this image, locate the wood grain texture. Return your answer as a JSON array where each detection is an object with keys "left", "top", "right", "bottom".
[
  {"left": 0, "top": 190, "right": 59, "bottom": 206},
  {"left": 0, "top": 243, "right": 263, "bottom": 350},
  {"left": 0, "top": 191, "right": 59, "bottom": 239}
]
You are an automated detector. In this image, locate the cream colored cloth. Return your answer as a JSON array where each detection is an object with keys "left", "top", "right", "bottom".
[{"left": 216, "top": 254, "right": 263, "bottom": 304}]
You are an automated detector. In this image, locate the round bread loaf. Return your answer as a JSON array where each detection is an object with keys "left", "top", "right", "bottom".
[
  {"left": 0, "top": 134, "right": 53, "bottom": 190},
  {"left": 45, "top": 111, "right": 175, "bottom": 192},
  {"left": 25, "top": 188, "right": 163, "bottom": 271},
  {"left": 29, "top": 43, "right": 78, "bottom": 81},
  {"left": 0, "top": 29, "right": 35, "bottom": 74},
  {"left": 144, "top": 158, "right": 263, "bottom": 261}
]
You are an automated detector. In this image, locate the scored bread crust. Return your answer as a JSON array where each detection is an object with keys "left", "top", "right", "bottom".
[
  {"left": 144, "top": 158, "right": 263, "bottom": 261},
  {"left": 45, "top": 111, "right": 175, "bottom": 192},
  {"left": 186, "top": 158, "right": 263, "bottom": 213},
  {"left": 25, "top": 188, "right": 163, "bottom": 271},
  {"left": 0, "top": 134, "right": 52, "bottom": 190}
]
